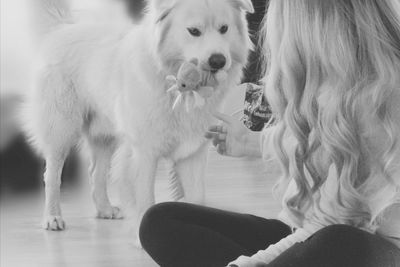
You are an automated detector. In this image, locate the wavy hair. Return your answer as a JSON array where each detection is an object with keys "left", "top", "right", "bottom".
[{"left": 262, "top": 0, "right": 400, "bottom": 227}]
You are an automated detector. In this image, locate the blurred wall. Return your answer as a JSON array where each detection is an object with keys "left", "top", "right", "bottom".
[{"left": 0, "top": 0, "right": 34, "bottom": 95}]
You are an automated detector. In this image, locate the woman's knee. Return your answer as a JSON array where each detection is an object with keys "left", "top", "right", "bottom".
[
  {"left": 309, "top": 224, "right": 400, "bottom": 257},
  {"left": 308, "top": 224, "right": 369, "bottom": 248},
  {"left": 302, "top": 224, "right": 400, "bottom": 266},
  {"left": 139, "top": 202, "right": 181, "bottom": 247},
  {"left": 313, "top": 224, "right": 360, "bottom": 239}
]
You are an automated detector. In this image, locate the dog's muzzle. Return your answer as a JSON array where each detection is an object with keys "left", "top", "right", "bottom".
[{"left": 208, "top": 54, "right": 226, "bottom": 73}]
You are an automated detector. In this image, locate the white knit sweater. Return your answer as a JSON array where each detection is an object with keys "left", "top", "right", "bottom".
[{"left": 229, "top": 122, "right": 400, "bottom": 266}]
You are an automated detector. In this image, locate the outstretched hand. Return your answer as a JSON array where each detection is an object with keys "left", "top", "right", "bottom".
[{"left": 205, "top": 111, "right": 252, "bottom": 157}]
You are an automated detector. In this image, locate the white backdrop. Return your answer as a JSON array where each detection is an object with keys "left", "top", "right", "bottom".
[{"left": 0, "top": 0, "right": 130, "bottom": 95}]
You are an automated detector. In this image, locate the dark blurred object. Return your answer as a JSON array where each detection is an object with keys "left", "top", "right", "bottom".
[
  {"left": 242, "top": 0, "right": 272, "bottom": 131},
  {"left": 123, "top": 0, "right": 147, "bottom": 21},
  {"left": 0, "top": 94, "right": 23, "bottom": 151},
  {"left": 0, "top": 136, "right": 81, "bottom": 194},
  {"left": 0, "top": 93, "right": 80, "bottom": 194},
  {"left": 243, "top": 0, "right": 268, "bottom": 83},
  {"left": 242, "top": 83, "right": 273, "bottom": 131},
  {"left": 0, "top": 135, "right": 43, "bottom": 193},
  {"left": 0, "top": 94, "right": 42, "bottom": 193}
]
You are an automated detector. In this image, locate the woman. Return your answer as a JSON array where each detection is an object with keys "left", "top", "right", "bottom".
[{"left": 139, "top": 0, "right": 400, "bottom": 266}]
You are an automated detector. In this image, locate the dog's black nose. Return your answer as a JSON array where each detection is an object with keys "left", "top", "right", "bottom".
[{"left": 208, "top": 54, "right": 226, "bottom": 70}]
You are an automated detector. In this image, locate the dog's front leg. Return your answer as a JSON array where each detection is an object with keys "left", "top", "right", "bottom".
[
  {"left": 175, "top": 146, "right": 208, "bottom": 204},
  {"left": 43, "top": 155, "right": 66, "bottom": 230},
  {"left": 134, "top": 152, "right": 158, "bottom": 240},
  {"left": 88, "top": 138, "right": 123, "bottom": 220}
]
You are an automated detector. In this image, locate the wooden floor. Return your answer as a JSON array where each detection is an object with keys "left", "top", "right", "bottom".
[{"left": 0, "top": 149, "right": 282, "bottom": 267}]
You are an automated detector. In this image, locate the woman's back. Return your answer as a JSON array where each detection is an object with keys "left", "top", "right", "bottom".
[{"left": 262, "top": 0, "right": 400, "bottom": 241}]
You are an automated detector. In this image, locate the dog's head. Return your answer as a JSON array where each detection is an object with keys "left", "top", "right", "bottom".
[{"left": 148, "top": 0, "right": 254, "bottom": 83}]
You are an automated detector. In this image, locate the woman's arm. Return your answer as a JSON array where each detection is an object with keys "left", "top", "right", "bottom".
[
  {"left": 244, "top": 130, "right": 263, "bottom": 157},
  {"left": 205, "top": 111, "right": 263, "bottom": 158},
  {"left": 228, "top": 227, "right": 317, "bottom": 267},
  {"left": 205, "top": 111, "right": 294, "bottom": 159}
]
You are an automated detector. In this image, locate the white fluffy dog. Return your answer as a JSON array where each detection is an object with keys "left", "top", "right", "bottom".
[{"left": 24, "top": 0, "right": 254, "bottom": 231}]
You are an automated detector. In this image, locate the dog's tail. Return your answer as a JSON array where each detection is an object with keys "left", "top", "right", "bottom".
[{"left": 31, "top": 0, "right": 72, "bottom": 37}]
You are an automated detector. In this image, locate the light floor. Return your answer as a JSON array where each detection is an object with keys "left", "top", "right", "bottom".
[{"left": 0, "top": 149, "right": 282, "bottom": 267}]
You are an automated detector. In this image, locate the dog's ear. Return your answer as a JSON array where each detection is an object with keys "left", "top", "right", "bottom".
[
  {"left": 148, "top": 0, "right": 176, "bottom": 23},
  {"left": 230, "top": 0, "right": 255, "bottom": 13}
]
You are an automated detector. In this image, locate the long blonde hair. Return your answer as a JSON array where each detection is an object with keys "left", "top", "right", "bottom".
[{"left": 262, "top": 0, "right": 400, "bottom": 227}]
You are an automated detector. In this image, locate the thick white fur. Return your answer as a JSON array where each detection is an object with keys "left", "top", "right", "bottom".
[{"left": 24, "top": 0, "right": 253, "bottom": 231}]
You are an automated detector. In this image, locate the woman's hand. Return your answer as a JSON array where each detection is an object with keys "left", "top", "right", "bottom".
[{"left": 205, "top": 111, "right": 262, "bottom": 158}]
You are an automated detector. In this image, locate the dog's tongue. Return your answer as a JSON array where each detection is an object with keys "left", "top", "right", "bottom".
[
  {"left": 200, "top": 71, "right": 214, "bottom": 87},
  {"left": 200, "top": 70, "right": 227, "bottom": 87}
]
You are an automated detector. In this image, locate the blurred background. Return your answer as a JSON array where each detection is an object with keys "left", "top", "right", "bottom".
[
  {"left": 0, "top": 0, "right": 142, "bottom": 195},
  {"left": 1, "top": 1, "right": 275, "bottom": 267},
  {"left": 0, "top": 0, "right": 269, "bottom": 195}
]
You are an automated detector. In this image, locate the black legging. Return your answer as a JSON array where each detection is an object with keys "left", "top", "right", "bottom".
[{"left": 139, "top": 202, "right": 400, "bottom": 267}]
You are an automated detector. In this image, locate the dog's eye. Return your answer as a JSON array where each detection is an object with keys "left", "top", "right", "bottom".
[
  {"left": 187, "top": 28, "right": 202, "bottom": 37},
  {"left": 219, "top": 25, "right": 228, "bottom": 34}
]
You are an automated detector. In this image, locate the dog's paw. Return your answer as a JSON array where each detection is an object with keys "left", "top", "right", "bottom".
[
  {"left": 96, "top": 206, "right": 124, "bottom": 220},
  {"left": 43, "top": 215, "right": 65, "bottom": 231}
]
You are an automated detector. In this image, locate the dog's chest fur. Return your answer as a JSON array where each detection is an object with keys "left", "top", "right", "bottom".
[
  {"left": 162, "top": 107, "right": 215, "bottom": 161},
  {"left": 134, "top": 82, "right": 226, "bottom": 161}
]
